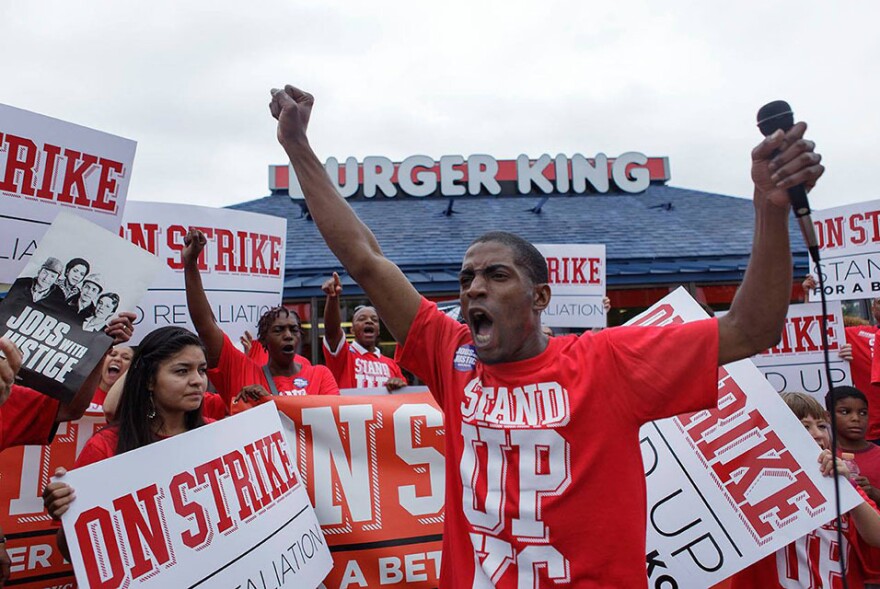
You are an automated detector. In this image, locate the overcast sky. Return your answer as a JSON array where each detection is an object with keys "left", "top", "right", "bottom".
[{"left": 2, "top": 1, "right": 877, "bottom": 211}]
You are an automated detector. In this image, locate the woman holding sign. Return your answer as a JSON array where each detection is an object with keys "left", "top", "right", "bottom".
[{"left": 42, "top": 326, "right": 213, "bottom": 559}]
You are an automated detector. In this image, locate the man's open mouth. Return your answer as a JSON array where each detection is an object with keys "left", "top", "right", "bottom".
[{"left": 468, "top": 309, "right": 494, "bottom": 346}]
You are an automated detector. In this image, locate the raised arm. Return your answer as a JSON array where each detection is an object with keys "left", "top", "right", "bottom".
[
  {"left": 270, "top": 86, "right": 422, "bottom": 345},
  {"left": 182, "top": 228, "right": 225, "bottom": 366},
  {"left": 717, "top": 123, "right": 824, "bottom": 366},
  {"left": 322, "top": 272, "right": 344, "bottom": 351}
]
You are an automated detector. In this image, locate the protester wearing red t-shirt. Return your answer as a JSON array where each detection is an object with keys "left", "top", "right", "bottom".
[
  {"left": 828, "top": 386, "right": 880, "bottom": 505},
  {"left": 321, "top": 272, "right": 406, "bottom": 391},
  {"left": 43, "top": 327, "right": 214, "bottom": 561},
  {"left": 269, "top": 84, "right": 824, "bottom": 587},
  {"left": 804, "top": 277, "right": 880, "bottom": 441},
  {"left": 182, "top": 231, "right": 338, "bottom": 408}
]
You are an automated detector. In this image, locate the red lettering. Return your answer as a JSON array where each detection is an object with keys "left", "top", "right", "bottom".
[
  {"left": 112, "top": 485, "right": 172, "bottom": 579},
  {"left": 570, "top": 258, "right": 587, "bottom": 284},
  {"left": 0, "top": 133, "right": 38, "bottom": 196},
  {"left": 269, "top": 431, "right": 299, "bottom": 487},
  {"left": 867, "top": 210, "right": 880, "bottom": 244},
  {"left": 58, "top": 149, "right": 98, "bottom": 207},
  {"left": 819, "top": 216, "right": 844, "bottom": 249},
  {"left": 630, "top": 304, "right": 684, "bottom": 327},
  {"left": 268, "top": 235, "right": 282, "bottom": 276},
  {"left": 255, "top": 436, "right": 289, "bottom": 499},
  {"left": 714, "top": 431, "right": 802, "bottom": 504},
  {"left": 190, "top": 226, "right": 215, "bottom": 271},
  {"left": 678, "top": 368, "right": 745, "bottom": 444},
  {"left": 850, "top": 213, "right": 867, "bottom": 246},
  {"left": 222, "top": 449, "right": 261, "bottom": 521},
  {"left": 35, "top": 143, "right": 62, "bottom": 200},
  {"left": 739, "top": 469, "right": 826, "bottom": 538},
  {"left": 170, "top": 472, "right": 211, "bottom": 549},
  {"left": 215, "top": 228, "right": 235, "bottom": 272},
  {"left": 74, "top": 506, "right": 125, "bottom": 589},
  {"left": 250, "top": 232, "right": 269, "bottom": 275},
  {"left": 166, "top": 225, "right": 187, "bottom": 270},
  {"left": 791, "top": 316, "right": 819, "bottom": 353},
  {"left": 94, "top": 157, "right": 123, "bottom": 212},
  {"left": 244, "top": 442, "right": 272, "bottom": 510},
  {"left": 547, "top": 257, "right": 560, "bottom": 283},
  {"left": 125, "top": 223, "right": 160, "bottom": 254},
  {"left": 589, "top": 258, "right": 601, "bottom": 284},
  {"left": 237, "top": 231, "right": 249, "bottom": 272},
  {"left": 194, "top": 457, "right": 234, "bottom": 533},
  {"left": 696, "top": 409, "right": 769, "bottom": 464}
]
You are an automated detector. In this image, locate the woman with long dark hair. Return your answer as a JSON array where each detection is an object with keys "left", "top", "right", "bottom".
[{"left": 42, "top": 326, "right": 212, "bottom": 558}]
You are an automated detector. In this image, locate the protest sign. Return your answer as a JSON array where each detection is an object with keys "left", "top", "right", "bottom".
[
  {"left": 60, "top": 403, "right": 331, "bottom": 589},
  {"left": 119, "top": 202, "right": 287, "bottom": 345},
  {"left": 0, "top": 404, "right": 106, "bottom": 589},
  {"left": 749, "top": 301, "right": 851, "bottom": 398},
  {"left": 809, "top": 199, "right": 880, "bottom": 300},
  {"left": 271, "top": 393, "right": 444, "bottom": 589},
  {"left": 0, "top": 104, "right": 136, "bottom": 284},
  {"left": 534, "top": 243, "right": 606, "bottom": 328},
  {"left": 0, "top": 212, "right": 161, "bottom": 401},
  {"left": 634, "top": 288, "right": 862, "bottom": 587}
]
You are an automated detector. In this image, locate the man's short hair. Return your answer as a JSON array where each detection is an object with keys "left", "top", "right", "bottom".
[
  {"left": 469, "top": 231, "right": 548, "bottom": 284},
  {"left": 826, "top": 385, "right": 868, "bottom": 409},
  {"left": 41, "top": 257, "right": 64, "bottom": 274}
]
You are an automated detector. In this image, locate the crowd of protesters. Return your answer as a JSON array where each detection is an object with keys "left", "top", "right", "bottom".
[{"left": 1, "top": 84, "right": 878, "bottom": 588}]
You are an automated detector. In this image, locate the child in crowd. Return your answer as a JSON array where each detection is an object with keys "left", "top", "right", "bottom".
[
  {"left": 731, "top": 392, "right": 880, "bottom": 588},
  {"left": 829, "top": 386, "right": 880, "bottom": 504}
]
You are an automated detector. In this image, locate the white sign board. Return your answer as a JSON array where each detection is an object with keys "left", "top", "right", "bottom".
[
  {"left": 535, "top": 243, "right": 606, "bottom": 328},
  {"left": 810, "top": 199, "right": 880, "bottom": 300},
  {"left": 635, "top": 289, "right": 862, "bottom": 587},
  {"left": 61, "top": 403, "right": 332, "bottom": 588},
  {"left": 749, "top": 301, "right": 852, "bottom": 399},
  {"left": 0, "top": 104, "right": 137, "bottom": 283},
  {"left": 120, "top": 202, "right": 287, "bottom": 344}
]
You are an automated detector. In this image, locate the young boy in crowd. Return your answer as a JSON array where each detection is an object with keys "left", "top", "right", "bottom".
[
  {"left": 830, "top": 386, "right": 880, "bottom": 505},
  {"left": 731, "top": 392, "right": 880, "bottom": 588}
]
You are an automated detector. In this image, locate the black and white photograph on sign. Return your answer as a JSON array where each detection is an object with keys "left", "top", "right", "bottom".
[{"left": 0, "top": 212, "right": 162, "bottom": 402}]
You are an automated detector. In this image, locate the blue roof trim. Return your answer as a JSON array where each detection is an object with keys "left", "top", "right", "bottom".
[{"left": 227, "top": 185, "right": 809, "bottom": 299}]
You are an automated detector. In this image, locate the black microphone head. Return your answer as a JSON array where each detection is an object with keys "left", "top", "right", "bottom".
[{"left": 757, "top": 100, "right": 794, "bottom": 136}]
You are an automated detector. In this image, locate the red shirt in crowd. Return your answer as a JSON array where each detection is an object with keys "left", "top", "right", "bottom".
[
  {"left": 75, "top": 419, "right": 217, "bottom": 467},
  {"left": 395, "top": 297, "right": 718, "bottom": 588},
  {"left": 208, "top": 333, "right": 338, "bottom": 407},
  {"left": 847, "top": 325, "right": 880, "bottom": 439},
  {"left": 0, "top": 385, "right": 60, "bottom": 451},
  {"left": 730, "top": 487, "right": 880, "bottom": 588},
  {"left": 323, "top": 337, "right": 405, "bottom": 389}
]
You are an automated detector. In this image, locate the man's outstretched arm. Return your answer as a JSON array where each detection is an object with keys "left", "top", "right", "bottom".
[
  {"left": 322, "top": 272, "right": 345, "bottom": 351},
  {"left": 717, "top": 123, "right": 824, "bottom": 366},
  {"left": 270, "top": 85, "right": 421, "bottom": 345}
]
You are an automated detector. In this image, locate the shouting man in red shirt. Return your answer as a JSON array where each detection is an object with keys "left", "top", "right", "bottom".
[
  {"left": 321, "top": 272, "right": 407, "bottom": 391},
  {"left": 269, "top": 85, "right": 824, "bottom": 588}
]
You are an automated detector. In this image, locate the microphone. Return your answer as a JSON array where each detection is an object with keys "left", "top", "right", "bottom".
[{"left": 756, "top": 100, "right": 820, "bottom": 263}]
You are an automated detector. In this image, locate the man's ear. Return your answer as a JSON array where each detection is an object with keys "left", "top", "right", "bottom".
[{"left": 533, "top": 283, "right": 551, "bottom": 312}]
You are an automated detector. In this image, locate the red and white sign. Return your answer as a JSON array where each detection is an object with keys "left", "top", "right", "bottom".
[
  {"left": 59, "top": 403, "right": 331, "bottom": 589},
  {"left": 120, "top": 202, "right": 287, "bottom": 344},
  {"left": 810, "top": 199, "right": 880, "bottom": 300},
  {"left": 0, "top": 104, "right": 137, "bottom": 283},
  {"left": 271, "top": 392, "right": 444, "bottom": 589},
  {"left": 536, "top": 243, "right": 606, "bottom": 329},
  {"left": 270, "top": 153, "right": 670, "bottom": 199},
  {"left": 634, "top": 288, "right": 862, "bottom": 587},
  {"left": 0, "top": 408, "right": 106, "bottom": 588},
  {"left": 750, "top": 301, "right": 851, "bottom": 398}
]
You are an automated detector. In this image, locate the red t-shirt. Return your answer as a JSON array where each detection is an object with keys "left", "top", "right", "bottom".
[
  {"left": 75, "top": 419, "right": 218, "bottom": 468},
  {"left": 849, "top": 444, "right": 880, "bottom": 489},
  {"left": 395, "top": 297, "right": 719, "bottom": 588},
  {"left": 323, "top": 336, "right": 405, "bottom": 389},
  {"left": 730, "top": 487, "right": 880, "bottom": 588},
  {"left": 208, "top": 333, "right": 338, "bottom": 406},
  {"left": 247, "top": 341, "right": 311, "bottom": 369},
  {"left": 0, "top": 385, "right": 60, "bottom": 451},
  {"left": 847, "top": 325, "right": 880, "bottom": 439}
]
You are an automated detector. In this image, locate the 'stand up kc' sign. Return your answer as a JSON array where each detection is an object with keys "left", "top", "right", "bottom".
[{"left": 269, "top": 153, "right": 670, "bottom": 199}]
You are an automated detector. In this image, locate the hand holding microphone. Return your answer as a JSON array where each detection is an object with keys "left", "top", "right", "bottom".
[{"left": 754, "top": 101, "right": 826, "bottom": 262}]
